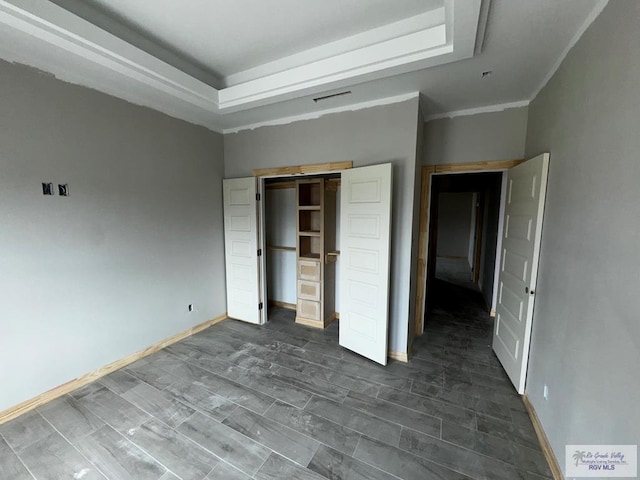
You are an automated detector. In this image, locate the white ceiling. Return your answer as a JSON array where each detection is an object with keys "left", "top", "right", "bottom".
[
  {"left": 0, "top": 0, "right": 606, "bottom": 132},
  {"left": 68, "top": 0, "right": 440, "bottom": 82}
]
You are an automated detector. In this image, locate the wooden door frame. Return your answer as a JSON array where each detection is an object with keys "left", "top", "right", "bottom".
[
  {"left": 412, "top": 159, "right": 524, "bottom": 339},
  {"left": 253, "top": 161, "right": 352, "bottom": 324},
  {"left": 472, "top": 191, "right": 485, "bottom": 285}
]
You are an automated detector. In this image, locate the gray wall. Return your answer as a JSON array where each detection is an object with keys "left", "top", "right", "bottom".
[
  {"left": 423, "top": 107, "right": 528, "bottom": 165},
  {"left": 524, "top": 0, "right": 640, "bottom": 470},
  {"left": 224, "top": 98, "right": 421, "bottom": 354},
  {"left": 265, "top": 188, "right": 297, "bottom": 305},
  {"left": 436, "top": 192, "right": 474, "bottom": 259},
  {"left": 0, "top": 59, "right": 226, "bottom": 412}
]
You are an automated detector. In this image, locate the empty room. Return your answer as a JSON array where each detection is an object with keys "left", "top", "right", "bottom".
[{"left": 0, "top": 1, "right": 638, "bottom": 479}]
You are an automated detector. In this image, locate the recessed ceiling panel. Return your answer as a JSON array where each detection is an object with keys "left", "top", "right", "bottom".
[
  {"left": 0, "top": 0, "right": 606, "bottom": 132},
  {"left": 72, "top": 0, "right": 441, "bottom": 78}
]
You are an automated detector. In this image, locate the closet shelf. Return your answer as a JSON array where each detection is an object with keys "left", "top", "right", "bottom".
[
  {"left": 268, "top": 245, "right": 296, "bottom": 252},
  {"left": 299, "top": 253, "right": 321, "bottom": 260},
  {"left": 299, "top": 230, "right": 321, "bottom": 237},
  {"left": 296, "top": 178, "right": 336, "bottom": 329}
]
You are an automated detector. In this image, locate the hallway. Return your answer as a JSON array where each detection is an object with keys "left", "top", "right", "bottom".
[
  {"left": 412, "top": 279, "right": 552, "bottom": 478},
  {"left": 1, "top": 295, "right": 551, "bottom": 479}
]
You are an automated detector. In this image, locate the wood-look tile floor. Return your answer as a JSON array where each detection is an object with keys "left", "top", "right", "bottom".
[{"left": 0, "top": 281, "right": 552, "bottom": 480}]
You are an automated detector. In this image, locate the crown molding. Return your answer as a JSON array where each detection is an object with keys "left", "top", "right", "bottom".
[
  {"left": 0, "top": 0, "right": 481, "bottom": 127},
  {"left": 225, "top": 10, "right": 445, "bottom": 87},
  {"left": 423, "top": 100, "right": 530, "bottom": 123},
  {"left": 223, "top": 92, "right": 420, "bottom": 134},
  {"left": 0, "top": 1, "right": 219, "bottom": 109},
  {"left": 219, "top": 25, "right": 448, "bottom": 112}
]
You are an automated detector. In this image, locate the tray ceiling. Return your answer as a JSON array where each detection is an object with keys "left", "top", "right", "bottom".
[{"left": 0, "top": 0, "right": 606, "bottom": 132}]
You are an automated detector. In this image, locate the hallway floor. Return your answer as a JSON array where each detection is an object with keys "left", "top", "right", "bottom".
[
  {"left": 1, "top": 287, "right": 551, "bottom": 480},
  {"left": 435, "top": 257, "right": 479, "bottom": 291}
]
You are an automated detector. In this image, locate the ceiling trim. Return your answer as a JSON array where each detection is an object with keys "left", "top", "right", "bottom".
[
  {"left": 0, "top": 0, "right": 219, "bottom": 109},
  {"left": 224, "top": 10, "right": 445, "bottom": 87},
  {"left": 530, "top": 0, "right": 609, "bottom": 101},
  {"left": 423, "top": 100, "right": 530, "bottom": 123},
  {"left": 219, "top": 24, "right": 448, "bottom": 111},
  {"left": 223, "top": 92, "right": 419, "bottom": 135},
  {"left": 0, "top": 0, "right": 487, "bottom": 129},
  {"left": 0, "top": 0, "right": 480, "bottom": 114},
  {"left": 474, "top": 0, "right": 492, "bottom": 54}
]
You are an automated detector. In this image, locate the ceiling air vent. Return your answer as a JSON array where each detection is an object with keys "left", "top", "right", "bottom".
[{"left": 313, "top": 91, "right": 352, "bottom": 103}]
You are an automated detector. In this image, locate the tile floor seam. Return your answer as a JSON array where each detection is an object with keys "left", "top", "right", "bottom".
[
  {"left": 357, "top": 432, "right": 479, "bottom": 480},
  {"left": 34, "top": 411, "right": 113, "bottom": 480},
  {"left": 100, "top": 425, "right": 174, "bottom": 479},
  {"left": 361, "top": 389, "right": 470, "bottom": 428},
  {"left": 158, "top": 413, "right": 227, "bottom": 472},
  {"left": 400, "top": 424, "right": 537, "bottom": 473},
  {"left": 261, "top": 400, "right": 362, "bottom": 458},
  {"left": 326, "top": 439, "right": 406, "bottom": 480},
  {"left": 129, "top": 429, "right": 217, "bottom": 480},
  {"left": 1, "top": 429, "right": 38, "bottom": 480},
  {"left": 250, "top": 450, "right": 272, "bottom": 479}
]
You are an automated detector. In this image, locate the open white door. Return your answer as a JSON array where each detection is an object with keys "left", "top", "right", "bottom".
[
  {"left": 339, "top": 163, "right": 392, "bottom": 365},
  {"left": 493, "top": 153, "right": 549, "bottom": 393},
  {"left": 223, "top": 177, "right": 261, "bottom": 324}
]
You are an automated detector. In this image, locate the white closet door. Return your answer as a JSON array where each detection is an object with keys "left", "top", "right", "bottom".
[
  {"left": 493, "top": 153, "right": 549, "bottom": 393},
  {"left": 339, "top": 163, "right": 393, "bottom": 365},
  {"left": 223, "top": 177, "right": 261, "bottom": 324}
]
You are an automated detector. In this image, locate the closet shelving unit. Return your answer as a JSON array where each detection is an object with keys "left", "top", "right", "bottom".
[{"left": 295, "top": 178, "right": 337, "bottom": 328}]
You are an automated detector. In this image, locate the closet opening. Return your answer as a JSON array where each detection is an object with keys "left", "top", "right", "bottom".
[
  {"left": 224, "top": 161, "right": 393, "bottom": 364},
  {"left": 262, "top": 174, "right": 341, "bottom": 331}
]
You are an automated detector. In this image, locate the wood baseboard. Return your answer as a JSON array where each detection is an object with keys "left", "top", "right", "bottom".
[
  {"left": 296, "top": 312, "right": 335, "bottom": 329},
  {"left": 324, "top": 312, "right": 338, "bottom": 327},
  {"left": 0, "top": 313, "right": 227, "bottom": 425},
  {"left": 388, "top": 350, "right": 409, "bottom": 362},
  {"left": 268, "top": 300, "right": 296, "bottom": 310},
  {"left": 523, "top": 395, "right": 564, "bottom": 480}
]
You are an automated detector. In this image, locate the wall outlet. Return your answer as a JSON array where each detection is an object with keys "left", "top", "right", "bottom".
[
  {"left": 543, "top": 384, "right": 549, "bottom": 400},
  {"left": 188, "top": 304, "right": 193, "bottom": 312}
]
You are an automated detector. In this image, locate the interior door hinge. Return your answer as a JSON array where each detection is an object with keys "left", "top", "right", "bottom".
[
  {"left": 258, "top": 302, "right": 263, "bottom": 310},
  {"left": 257, "top": 249, "right": 262, "bottom": 256},
  {"left": 256, "top": 193, "right": 261, "bottom": 201}
]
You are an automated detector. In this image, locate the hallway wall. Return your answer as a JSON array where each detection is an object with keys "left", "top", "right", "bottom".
[{"left": 436, "top": 192, "right": 474, "bottom": 261}]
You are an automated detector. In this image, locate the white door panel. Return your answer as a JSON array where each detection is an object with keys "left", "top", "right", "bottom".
[
  {"left": 493, "top": 153, "right": 549, "bottom": 393},
  {"left": 339, "top": 163, "right": 392, "bottom": 365},
  {"left": 223, "top": 177, "right": 260, "bottom": 324}
]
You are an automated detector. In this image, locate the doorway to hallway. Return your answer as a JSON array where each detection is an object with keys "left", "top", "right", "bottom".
[{"left": 429, "top": 171, "right": 503, "bottom": 316}]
